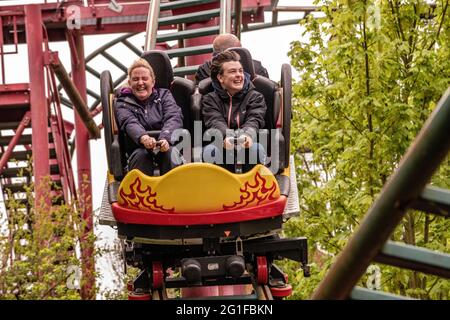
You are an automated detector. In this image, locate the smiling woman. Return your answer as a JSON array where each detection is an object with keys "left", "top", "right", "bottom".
[
  {"left": 127, "top": 59, "right": 156, "bottom": 102},
  {"left": 114, "top": 58, "right": 184, "bottom": 177}
]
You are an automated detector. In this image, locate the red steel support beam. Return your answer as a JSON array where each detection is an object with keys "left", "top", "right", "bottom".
[
  {"left": 0, "top": 83, "right": 30, "bottom": 109},
  {"left": 70, "top": 30, "right": 95, "bottom": 300},
  {"left": 0, "top": 16, "right": 5, "bottom": 84},
  {"left": 49, "top": 117, "right": 69, "bottom": 203},
  {"left": 0, "top": 111, "right": 30, "bottom": 175},
  {"left": 25, "top": 5, "right": 50, "bottom": 206},
  {"left": 47, "top": 51, "right": 100, "bottom": 139}
]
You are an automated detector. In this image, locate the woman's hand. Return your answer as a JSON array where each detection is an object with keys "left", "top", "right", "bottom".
[
  {"left": 158, "top": 139, "right": 170, "bottom": 152},
  {"left": 140, "top": 134, "right": 156, "bottom": 150}
]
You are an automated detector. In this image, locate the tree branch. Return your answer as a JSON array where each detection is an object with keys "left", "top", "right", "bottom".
[{"left": 428, "top": 0, "right": 449, "bottom": 50}]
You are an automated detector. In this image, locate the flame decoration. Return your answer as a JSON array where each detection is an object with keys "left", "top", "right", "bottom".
[
  {"left": 119, "top": 177, "right": 174, "bottom": 213},
  {"left": 223, "top": 172, "right": 278, "bottom": 211}
]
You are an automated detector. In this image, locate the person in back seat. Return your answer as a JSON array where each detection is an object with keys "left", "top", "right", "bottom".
[
  {"left": 115, "top": 58, "right": 184, "bottom": 176},
  {"left": 195, "top": 33, "right": 269, "bottom": 84},
  {"left": 202, "top": 51, "right": 267, "bottom": 173}
]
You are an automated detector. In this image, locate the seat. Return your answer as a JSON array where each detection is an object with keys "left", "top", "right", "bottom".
[
  {"left": 229, "top": 47, "right": 288, "bottom": 171},
  {"left": 141, "top": 50, "right": 196, "bottom": 137},
  {"left": 252, "top": 75, "right": 285, "bottom": 169},
  {"left": 192, "top": 77, "right": 211, "bottom": 150},
  {"left": 142, "top": 50, "right": 196, "bottom": 162},
  {"left": 141, "top": 50, "right": 174, "bottom": 89}
]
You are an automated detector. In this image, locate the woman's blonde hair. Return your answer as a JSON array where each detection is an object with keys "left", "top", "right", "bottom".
[{"left": 127, "top": 58, "right": 155, "bottom": 79}]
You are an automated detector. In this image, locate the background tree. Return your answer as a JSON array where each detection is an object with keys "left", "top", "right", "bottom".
[
  {"left": 0, "top": 173, "right": 95, "bottom": 299},
  {"left": 285, "top": 0, "right": 450, "bottom": 299}
]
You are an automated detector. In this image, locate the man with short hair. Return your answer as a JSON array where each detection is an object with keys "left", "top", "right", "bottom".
[
  {"left": 201, "top": 51, "right": 267, "bottom": 173},
  {"left": 194, "top": 33, "right": 269, "bottom": 84}
]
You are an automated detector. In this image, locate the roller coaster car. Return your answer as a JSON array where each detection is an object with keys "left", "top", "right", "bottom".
[{"left": 101, "top": 49, "right": 309, "bottom": 299}]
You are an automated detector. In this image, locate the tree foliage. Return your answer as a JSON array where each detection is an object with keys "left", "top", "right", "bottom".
[
  {"left": 285, "top": 0, "right": 450, "bottom": 299},
  {"left": 0, "top": 176, "right": 96, "bottom": 299}
]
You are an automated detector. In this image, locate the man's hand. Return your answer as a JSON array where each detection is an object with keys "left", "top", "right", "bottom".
[
  {"left": 240, "top": 135, "right": 253, "bottom": 149},
  {"left": 158, "top": 139, "right": 169, "bottom": 152},
  {"left": 140, "top": 134, "right": 156, "bottom": 150},
  {"left": 223, "top": 137, "right": 235, "bottom": 150}
]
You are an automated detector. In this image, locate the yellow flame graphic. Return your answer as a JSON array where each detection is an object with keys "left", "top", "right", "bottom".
[
  {"left": 118, "top": 177, "right": 174, "bottom": 213},
  {"left": 223, "top": 172, "right": 278, "bottom": 210}
]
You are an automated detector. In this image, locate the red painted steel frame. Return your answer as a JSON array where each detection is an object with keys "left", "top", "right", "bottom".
[
  {"left": 0, "top": 83, "right": 30, "bottom": 106},
  {"left": 0, "top": 111, "right": 30, "bottom": 175},
  {"left": 1, "top": 1, "right": 268, "bottom": 44},
  {"left": 49, "top": 117, "right": 70, "bottom": 202},
  {"left": 70, "top": 30, "right": 95, "bottom": 300},
  {"left": 0, "top": 83, "right": 30, "bottom": 123},
  {"left": 25, "top": 5, "right": 50, "bottom": 206}
]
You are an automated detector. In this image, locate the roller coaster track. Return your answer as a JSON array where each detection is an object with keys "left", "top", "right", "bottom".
[{"left": 148, "top": 284, "right": 275, "bottom": 300}]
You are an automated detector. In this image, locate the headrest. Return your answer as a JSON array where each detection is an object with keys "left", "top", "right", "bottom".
[
  {"left": 141, "top": 50, "right": 174, "bottom": 89},
  {"left": 253, "top": 76, "right": 279, "bottom": 130},
  {"left": 198, "top": 77, "right": 213, "bottom": 95},
  {"left": 226, "top": 47, "right": 256, "bottom": 80}
]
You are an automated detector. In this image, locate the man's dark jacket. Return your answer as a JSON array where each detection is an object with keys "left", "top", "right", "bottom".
[
  {"left": 115, "top": 87, "right": 183, "bottom": 148},
  {"left": 195, "top": 59, "right": 269, "bottom": 84},
  {"left": 202, "top": 73, "right": 266, "bottom": 137}
]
